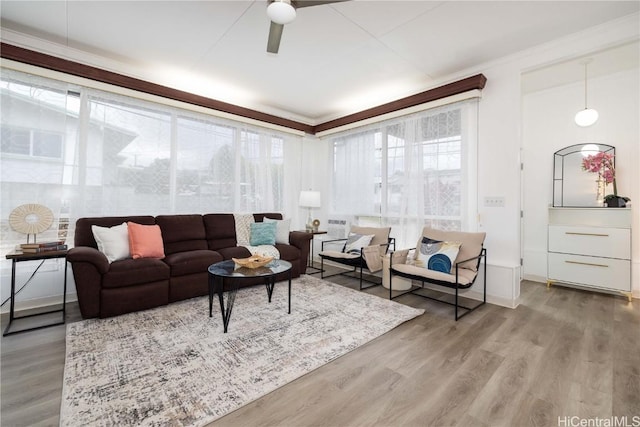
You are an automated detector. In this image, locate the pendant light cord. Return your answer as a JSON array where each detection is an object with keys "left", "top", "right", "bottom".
[{"left": 583, "top": 62, "right": 588, "bottom": 109}]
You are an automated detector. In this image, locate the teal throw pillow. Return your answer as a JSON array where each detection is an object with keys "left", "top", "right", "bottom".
[{"left": 250, "top": 221, "right": 277, "bottom": 246}]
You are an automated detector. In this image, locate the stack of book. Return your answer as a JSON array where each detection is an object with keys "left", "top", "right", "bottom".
[{"left": 20, "top": 241, "right": 68, "bottom": 253}]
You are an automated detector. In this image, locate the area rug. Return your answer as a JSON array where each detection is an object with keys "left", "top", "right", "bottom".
[{"left": 60, "top": 275, "right": 424, "bottom": 426}]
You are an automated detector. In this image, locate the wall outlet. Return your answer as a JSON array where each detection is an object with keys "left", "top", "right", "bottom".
[{"left": 484, "top": 196, "right": 505, "bottom": 207}]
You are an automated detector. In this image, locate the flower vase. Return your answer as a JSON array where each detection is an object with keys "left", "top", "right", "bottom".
[
  {"left": 606, "top": 196, "right": 627, "bottom": 208},
  {"left": 596, "top": 178, "right": 606, "bottom": 206}
]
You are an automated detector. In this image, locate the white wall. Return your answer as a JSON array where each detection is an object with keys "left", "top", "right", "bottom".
[
  {"left": 522, "top": 67, "right": 639, "bottom": 295},
  {"left": 3, "top": 13, "right": 639, "bottom": 313},
  {"left": 310, "top": 13, "right": 639, "bottom": 308},
  {"left": 445, "top": 13, "right": 639, "bottom": 304}
]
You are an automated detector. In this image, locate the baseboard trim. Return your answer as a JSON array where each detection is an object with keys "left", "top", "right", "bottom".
[
  {"left": 0, "top": 293, "right": 78, "bottom": 315},
  {"left": 320, "top": 260, "right": 520, "bottom": 309}
]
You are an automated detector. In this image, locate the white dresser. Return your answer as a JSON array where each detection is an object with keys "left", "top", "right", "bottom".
[{"left": 547, "top": 207, "right": 632, "bottom": 300}]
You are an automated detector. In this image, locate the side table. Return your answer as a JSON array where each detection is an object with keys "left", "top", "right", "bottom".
[
  {"left": 297, "top": 230, "right": 327, "bottom": 274},
  {"left": 3, "top": 250, "right": 68, "bottom": 336}
]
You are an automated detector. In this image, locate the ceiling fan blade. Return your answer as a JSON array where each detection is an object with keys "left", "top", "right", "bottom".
[
  {"left": 266, "top": 21, "right": 284, "bottom": 54},
  {"left": 293, "top": 0, "right": 349, "bottom": 8}
]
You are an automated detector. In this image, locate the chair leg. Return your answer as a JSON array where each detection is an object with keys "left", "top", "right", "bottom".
[
  {"left": 455, "top": 284, "right": 459, "bottom": 321},
  {"left": 483, "top": 250, "right": 487, "bottom": 303},
  {"left": 320, "top": 257, "right": 325, "bottom": 279},
  {"left": 359, "top": 263, "right": 363, "bottom": 290}
]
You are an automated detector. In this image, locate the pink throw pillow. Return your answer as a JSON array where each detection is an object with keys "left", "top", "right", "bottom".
[{"left": 128, "top": 222, "right": 165, "bottom": 259}]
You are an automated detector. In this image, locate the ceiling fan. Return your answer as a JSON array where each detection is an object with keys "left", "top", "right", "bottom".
[{"left": 266, "top": 0, "right": 349, "bottom": 54}]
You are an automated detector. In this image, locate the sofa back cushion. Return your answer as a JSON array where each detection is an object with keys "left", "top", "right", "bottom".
[
  {"left": 75, "top": 216, "right": 155, "bottom": 249},
  {"left": 203, "top": 214, "right": 237, "bottom": 251},
  {"left": 253, "top": 213, "right": 283, "bottom": 222},
  {"left": 155, "top": 214, "right": 207, "bottom": 255},
  {"left": 203, "top": 213, "right": 284, "bottom": 251}
]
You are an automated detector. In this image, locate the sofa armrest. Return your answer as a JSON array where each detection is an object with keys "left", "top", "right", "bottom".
[
  {"left": 67, "top": 246, "right": 110, "bottom": 274},
  {"left": 288, "top": 231, "right": 313, "bottom": 270},
  {"left": 288, "top": 231, "right": 313, "bottom": 252},
  {"left": 67, "top": 246, "right": 109, "bottom": 319}
]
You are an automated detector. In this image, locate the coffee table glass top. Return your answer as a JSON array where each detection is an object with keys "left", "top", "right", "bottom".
[{"left": 208, "top": 259, "right": 292, "bottom": 278}]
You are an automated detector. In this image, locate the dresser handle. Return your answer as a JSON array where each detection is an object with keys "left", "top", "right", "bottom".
[
  {"left": 565, "top": 232, "right": 609, "bottom": 237},
  {"left": 565, "top": 260, "right": 609, "bottom": 268}
]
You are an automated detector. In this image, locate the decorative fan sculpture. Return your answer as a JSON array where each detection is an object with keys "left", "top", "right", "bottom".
[{"left": 9, "top": 203, "right": 54, "bottom": 243}]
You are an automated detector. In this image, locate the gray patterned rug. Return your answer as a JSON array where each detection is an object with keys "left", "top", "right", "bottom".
[{"left": 60, "top": 275, "right": 424, "bottom": 426}]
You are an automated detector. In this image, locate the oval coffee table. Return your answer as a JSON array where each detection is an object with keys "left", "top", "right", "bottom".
[{"left": 208, "top": 259, "right": 292, "bottom": 333}]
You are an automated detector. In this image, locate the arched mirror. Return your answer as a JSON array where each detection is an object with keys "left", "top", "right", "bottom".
[{"left": 553, "top": 143, "right": 615, "bottom": 207}]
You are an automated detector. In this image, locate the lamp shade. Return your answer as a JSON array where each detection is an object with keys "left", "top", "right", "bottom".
[
  {"left": 267, "top": 0, "right": 296, "bottom": 25},
  {"left": 299, "top": 191, "right": 321, "bottom": 208}
]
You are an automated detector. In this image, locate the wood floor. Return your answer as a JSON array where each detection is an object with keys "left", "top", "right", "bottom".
[{"left": 2, "top": 268, "right": 639, "bottom": 427}]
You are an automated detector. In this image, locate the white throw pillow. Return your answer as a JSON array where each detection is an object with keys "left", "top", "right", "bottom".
[
  {"left": 91, "top": 223, "right": 130, "bottom": 263},
  {"left": 343, "top": 233, "right": 374, "bottom": 254},
  {"left": 263, "top": 217, "right": 291, "bottom": 244}
]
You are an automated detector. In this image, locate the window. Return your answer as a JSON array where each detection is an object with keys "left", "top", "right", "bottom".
[
  {"left": 329, "top": 100, "right": 478, "bottom": 248},
  {"left": 0, "top": 69, "right": 298, "bottom": 255}
]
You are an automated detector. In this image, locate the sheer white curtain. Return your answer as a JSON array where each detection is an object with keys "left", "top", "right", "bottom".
[
  {"left": 0, "top": 69, "right": 300, "bottom": 257},
  {"left": 328, "top": 99, "right": 478, "bottom": 248},
  {"left": 331, "top": 129, "right": 380, "bottom": 215},
  {"left": 1, "top": 70, "right": 75, "bottom": 250}
]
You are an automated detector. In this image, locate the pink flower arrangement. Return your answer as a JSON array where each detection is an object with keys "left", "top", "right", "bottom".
[{"left": 581, "top": 151, "right": 619, "bottom": 199}]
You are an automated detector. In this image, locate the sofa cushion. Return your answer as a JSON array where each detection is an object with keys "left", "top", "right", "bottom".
[
  {"left": 203, "top": 214, "right": 237, "bottom": 251},
  {"left": 416, "top": 237, "right": 461, "bottom": 274},
  {"left": 217, "top": 246, "right": 252, "bottom": 260},
  {"left": 416, "top": 227, "right": 486, "bottom": 272},
  {"left": 103, "top": 258, "right": 170, "bottom": 289},
  {"left": 250, "top": 221, "right": 277, "bottom": 246},
  {"left": 163, "top": 249, "right": 223, "bottom": 277},
  {"left": 263, "top": 217, "right": 291, "bottom": 244},
  {"left": 75, "top": 216, "right": 155, "bottom": 249},
  {"left": 91, "top": 222, "right": 130, "bottom": 263},
  {"left": 128, "top": 222, "right": 165, "bottom": 259},
  {"left": 156, "top": 214, "right": 208, "bottom": 255},
  {"left": 391, "top": 263, "right": 477, "bottom": 286}
]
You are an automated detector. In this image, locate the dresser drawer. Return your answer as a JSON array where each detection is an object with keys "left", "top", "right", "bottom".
[
  {"left": 548, "top": 225, "right": 630, "bottom": 259},
  {"left": 548, "top": 252, "right": 631, "bottom": 291}
]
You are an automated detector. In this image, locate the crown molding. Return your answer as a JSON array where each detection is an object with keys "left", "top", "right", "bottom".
[{"left": 1, "top": 42, "right": 487, "bottom": 135}]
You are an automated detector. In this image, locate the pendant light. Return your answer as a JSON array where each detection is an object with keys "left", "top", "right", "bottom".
[
  {"left": 267, "top": 0, "right": 296, "bottom": 25},
  {"left": 575, "top": 59, "right": 598, "bottom": 127}
]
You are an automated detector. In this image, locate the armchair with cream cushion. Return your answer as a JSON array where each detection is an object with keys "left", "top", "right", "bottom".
[
  {"left": 389, "top": 226, "right": 486, "bottom": 320},
  {"left": 319, "top": 226, "right": 394, "bottom": 290}
]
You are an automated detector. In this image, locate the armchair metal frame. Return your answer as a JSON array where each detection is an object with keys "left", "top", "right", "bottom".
[
  {"left": 320, "top": 238, "right": 395, "bottom": 290},
  {"left": 389, "top": 247, "right": 486, "bottom": 320}
]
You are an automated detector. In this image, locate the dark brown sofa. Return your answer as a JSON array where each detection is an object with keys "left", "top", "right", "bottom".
[{"left": 67, "top": 213, "right": 312, "bottom": 319}]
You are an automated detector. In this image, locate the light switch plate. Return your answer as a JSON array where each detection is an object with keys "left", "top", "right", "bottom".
[{"left": 484, "top": 196, "right": 505, "bottom": 207}]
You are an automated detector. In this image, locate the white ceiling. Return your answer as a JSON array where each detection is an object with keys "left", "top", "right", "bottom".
[{"left": 1, "top": 1, "right": 639, "bottom": 125}]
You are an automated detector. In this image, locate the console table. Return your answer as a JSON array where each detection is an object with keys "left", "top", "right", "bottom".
[
  {"left": 3, "top": 250, "right": 68, "bottom": 336},
  {"left": 547, "top": 207, "right": 632, "bottom": 300}
]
